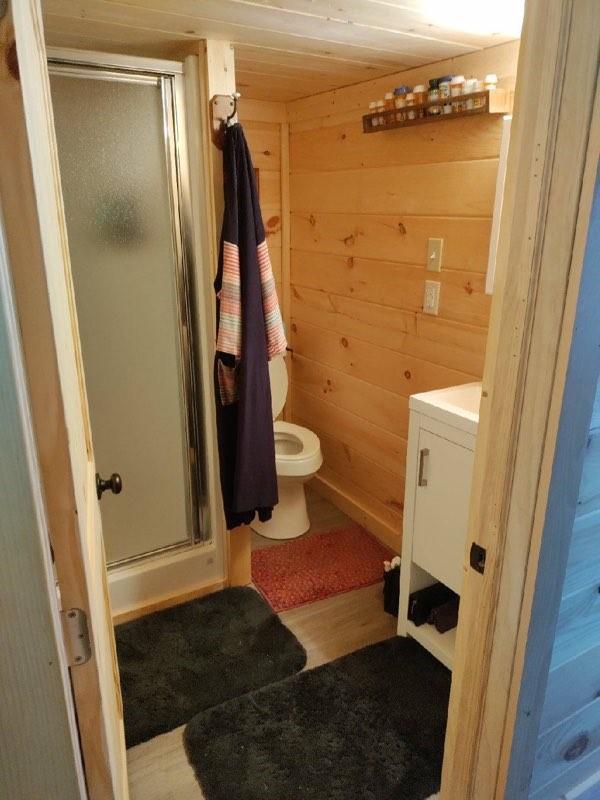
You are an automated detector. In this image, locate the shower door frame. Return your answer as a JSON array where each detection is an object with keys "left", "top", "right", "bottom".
[{"left": 47, "top": 50, "right": 210, "bottom": 567}]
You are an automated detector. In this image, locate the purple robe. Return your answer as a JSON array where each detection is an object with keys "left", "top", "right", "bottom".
[{"left": 214, "top": 123, "right": 287, "bottom": 529}]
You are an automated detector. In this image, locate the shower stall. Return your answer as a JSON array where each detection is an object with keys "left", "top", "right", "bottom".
[{"left": 48, "top": 51, "right": 224, "bottom": 614}]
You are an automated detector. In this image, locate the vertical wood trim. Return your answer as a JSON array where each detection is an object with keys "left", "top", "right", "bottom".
[
  {"left": 4, "top": 5, "right": 120, "bottom": 796},
  {"left": 280, "top": 119, "right": 292, "bottom": 421},
  {"left": 198, "top": 40, "right": 252, "bottom": 585},
  {"left": 441, "top": 1, "right": 600, "bottom": 797}
]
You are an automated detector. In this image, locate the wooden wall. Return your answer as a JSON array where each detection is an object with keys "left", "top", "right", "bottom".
[
  {"left": 286, "top": 42, "right": 520, "bottom": 551},
  {"left": 528, "top": 380, "right": 600, "bottom": 799}
]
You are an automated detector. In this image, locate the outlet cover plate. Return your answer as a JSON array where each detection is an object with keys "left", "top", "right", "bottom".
[
  {"left": 424, "top": 280, "right": 441, "bottom": 315},
  {"left": 427, "top": 238, "right": 443, "bottom": 272}
]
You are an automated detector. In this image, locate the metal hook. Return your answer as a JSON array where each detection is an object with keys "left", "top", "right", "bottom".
[{"left": 226, "top": 92, "right": 241, "bottom": 126}]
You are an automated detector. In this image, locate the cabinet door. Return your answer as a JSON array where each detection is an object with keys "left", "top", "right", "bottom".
[{"left": 412, "top": 427, "right": 474, "bottom": 595}]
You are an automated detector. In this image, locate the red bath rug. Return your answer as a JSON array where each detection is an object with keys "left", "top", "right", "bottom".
[{"left": 251, "top": 525, "right": 395, "bottom": 612}]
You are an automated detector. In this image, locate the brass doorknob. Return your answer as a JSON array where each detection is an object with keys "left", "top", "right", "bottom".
[{"left": 96, "top": 472, "right": 122, "bottom": 500}]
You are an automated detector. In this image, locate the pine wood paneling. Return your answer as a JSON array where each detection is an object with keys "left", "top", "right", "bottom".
[
  {"left": 288, "top": 45, "right": 518, "bottom": 546},
  {"left": 291, "top": 319, "right": 476, "bottom": 397},
  {"left": 291, "top": 252, "right": 491, "bottom": 326},
  {"left": 291, "top": 214, "right": 493, "bottom": 272},
  {"left": 290, "top": 115, "right": 505, "bottom": 171},
  {"left": 292, "top": 386, "right": 407, "bottom": 478},
  {"left": 291, "top": 160, "right": 498, "bottom": 216},
  {"left": 292, "top": 353, "right": 409, "bottom": 440}
]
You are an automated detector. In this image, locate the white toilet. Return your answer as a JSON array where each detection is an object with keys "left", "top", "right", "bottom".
[{"left": 251, "top": 354, "right": 323, "bottom": 539}]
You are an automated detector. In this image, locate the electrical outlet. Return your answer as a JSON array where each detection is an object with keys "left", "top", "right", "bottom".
[
  {"left": 424, "top": 280, "right": 441, "bottom": 315},
  {"left": 427, "top": 237, "right": 443, "bottom": 272}
]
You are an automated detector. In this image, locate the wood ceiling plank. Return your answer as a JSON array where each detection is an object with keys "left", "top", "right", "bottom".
[
  {"left": 233, "top": 43, "right": 398, "bottom": 77},
  {"left": 219, "top": 0, "right": 519, "bottom": 48},
  {"left": 43, "top": 0, "right": 474, "bottom": 63}
]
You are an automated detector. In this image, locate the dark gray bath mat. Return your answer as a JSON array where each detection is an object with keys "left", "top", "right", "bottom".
[
  {"left": 116, "top": 586, "right": 307, "bottom": 747},
  {"left": 184, "top": 636, "right": 451, "bottom": 800}
]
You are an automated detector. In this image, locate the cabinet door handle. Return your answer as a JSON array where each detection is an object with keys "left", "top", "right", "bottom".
[{"left": 418, "top": 447, "right": 429, "bottom": 487}]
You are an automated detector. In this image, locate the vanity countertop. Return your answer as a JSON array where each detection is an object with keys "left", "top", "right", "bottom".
[{"left": 409, "top": 382, "right": 482, "bottom": 435}]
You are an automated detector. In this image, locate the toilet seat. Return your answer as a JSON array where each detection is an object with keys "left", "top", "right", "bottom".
[{"left": 274, "top": 420, "right": 322, "bottom": 477}]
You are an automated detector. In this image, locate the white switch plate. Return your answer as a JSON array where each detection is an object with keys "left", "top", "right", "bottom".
[
  {"left": 427, "top": 237, "right": 443, "bottom": 272},
  {"left": 424, "top": 280, "right": 441, "bottom": 315}
]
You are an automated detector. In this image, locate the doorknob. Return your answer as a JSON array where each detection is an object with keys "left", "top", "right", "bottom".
[{"left": 96, "top": 472, "right": 122, "bottom": 500}]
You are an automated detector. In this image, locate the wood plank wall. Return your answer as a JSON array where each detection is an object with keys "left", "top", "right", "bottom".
[
  {"left": 528, "top": 381, "right": 600, "bottom": 799},
  {"left": 286, "top": 42, "right": 520, "bottom": 552}
]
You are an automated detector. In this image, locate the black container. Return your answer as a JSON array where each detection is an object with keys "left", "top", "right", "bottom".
[
  {"left": 408, "top": 582, "right": 454, "bottom": 627},
  {"left": 383, "top": 565, "right": 400, "bottom": 616}
]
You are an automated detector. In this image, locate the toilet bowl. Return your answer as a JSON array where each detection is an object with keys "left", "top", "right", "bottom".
[{"left": 251, "top": 355, "right": 322, "bottom": 539}]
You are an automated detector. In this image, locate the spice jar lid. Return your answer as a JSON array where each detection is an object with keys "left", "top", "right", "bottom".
[
  {"left": 438, "top": 75, "right": 453, "bottom": 83},
  {"left": 414, "top": 84, "right": 426, "bottom": 92},
  {"left": 484, "top": 73, "right": 498, "bottom": 83},
  {"left": 394, "top": 85, "right": 411, "bottom": 94},
  {"left": 384, "top": 91, "right": 394, "bottom": 99},
  {"left": 451, "top": 74, "right": 465, "bottom": 83},
  {"left": 428, "top": 78, "right": 440, "bottom": 89}
]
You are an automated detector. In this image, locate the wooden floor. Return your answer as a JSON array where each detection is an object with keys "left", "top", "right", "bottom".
[{"left": 127, "top": 488, "right": 397, "bottom": 799}]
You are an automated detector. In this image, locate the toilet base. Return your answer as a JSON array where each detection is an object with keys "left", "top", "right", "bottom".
[{"left": 251, "top": 478, "right": 310, "bottom": 540}]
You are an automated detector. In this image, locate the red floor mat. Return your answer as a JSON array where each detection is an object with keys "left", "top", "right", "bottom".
[{"left": 252, "top": 525, "right": 394, "bottom": 612}]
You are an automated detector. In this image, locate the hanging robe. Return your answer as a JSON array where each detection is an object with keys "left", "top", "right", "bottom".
[{"left": 213, "top": 123, "right": 287, "bottom": 530}]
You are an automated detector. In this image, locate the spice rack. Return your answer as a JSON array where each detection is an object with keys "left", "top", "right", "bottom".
[{"left": 362, "top": 89, "right": 510, "bottom": 134}]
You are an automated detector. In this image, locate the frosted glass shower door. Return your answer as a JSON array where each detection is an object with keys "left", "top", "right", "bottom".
[{"left": 49, "top": 67, "right": 199, "bottom": 565}]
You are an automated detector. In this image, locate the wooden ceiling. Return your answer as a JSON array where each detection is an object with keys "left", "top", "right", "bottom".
[{"left": 42, "top": 1, "right": 523, "bottom": 102}]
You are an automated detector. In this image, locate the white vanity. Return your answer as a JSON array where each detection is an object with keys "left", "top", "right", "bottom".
[{"left": 397, "top": 382, "right": 482, "bottom": 669}]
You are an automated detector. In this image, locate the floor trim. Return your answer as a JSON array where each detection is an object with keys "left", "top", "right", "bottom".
[
  {"left": 310, "top": 474, "right": 402, "bottom": 554},
  {"left": 113, "top": 579, "right": 226, "bottom": 626}
]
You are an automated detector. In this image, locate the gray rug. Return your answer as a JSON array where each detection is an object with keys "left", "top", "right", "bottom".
[
  {"left": 185, "top": 636, "right": 451, "bottom": 800},
  {"left": 116, "top": 587, "right": 307, "bottom": 747}
]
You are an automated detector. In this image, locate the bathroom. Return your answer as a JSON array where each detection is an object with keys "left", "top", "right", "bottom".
[
  {"left": 8, "top": 1, "right": 574, "bottom": 798},
  {"left": 46, "top": 9, "right": 517, "bottom": 797}
]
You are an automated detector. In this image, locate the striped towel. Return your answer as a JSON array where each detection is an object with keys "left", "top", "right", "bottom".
[{"left": 216, "top": 238, "right": 286, "bottom": 405}]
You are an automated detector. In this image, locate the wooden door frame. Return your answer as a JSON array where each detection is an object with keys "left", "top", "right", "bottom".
[
  {"left": 1, "top": 5, "right": 122, "bottom": 798},
  {"left": 442, "top": 0, "right": 600, "bottom": 797}
]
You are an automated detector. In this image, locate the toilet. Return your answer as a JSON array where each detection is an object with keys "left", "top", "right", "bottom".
[{"left": 251, "top": 354, "right": 323, "bottom": 539}]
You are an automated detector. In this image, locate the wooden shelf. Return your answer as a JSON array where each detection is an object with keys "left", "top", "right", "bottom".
[
  {"left": 362, "top": 89, "right": 510, "bottom": 133},
  {"left": 406, "top": 619, "right": 456, "bottom": 670}
]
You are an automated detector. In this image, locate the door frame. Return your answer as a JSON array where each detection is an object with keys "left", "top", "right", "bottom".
[{"left": 441, "top": 0, "right": 600, "bottom": 796}]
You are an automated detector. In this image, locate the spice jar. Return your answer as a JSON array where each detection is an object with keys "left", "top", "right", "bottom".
[
  {"left": 384, "top": 91, "right": 395, "bottom": 113},
  {"left": 368, "top": 100, "right": 379, "bottom": 127},
  {"left": 427, "top": 78, "right": 441, "bottom": 115},
  {"left": 473, "top": 80, "right": 485, "bottom": 108},
  {"left": 484, "top": 73, "right": 498, "bottom": 91},
  {"left": 450, "top": 74, "right": 465, "bottom": 97},
  {"left": 413, "top": 83, "right": 427, "bottom": 113},
  {"left": 376, "top": 99, "right": 386, "bottom": 126},
  {"left": 394, "top": 86, "right": 409, "bottom": 122},
  {"left": 439, "top": 77, "right": 452, "bottom": 100},
  {"left": 405, "top": 91, "right": 416, "bottom": 120},
  {"left": 463, "top": 78, "right": 478, "bottom": 109}
]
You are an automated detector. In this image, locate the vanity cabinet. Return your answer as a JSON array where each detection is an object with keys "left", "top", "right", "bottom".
[{"left": 398, "top": 383, "right": 481, "bottom": 669}]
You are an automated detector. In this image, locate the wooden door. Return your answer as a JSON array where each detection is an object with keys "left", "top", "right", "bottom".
[
  {"left": 3, "top": 2, "right": 128, "bottom": 798},
  {"left": 412, "top": 428, "right": 474, "bottom": 596}
]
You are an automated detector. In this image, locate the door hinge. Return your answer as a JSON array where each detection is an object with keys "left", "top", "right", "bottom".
[
  {"left": 61, "top": 608, "right": 92, "bottom": 667},
  {"left": 470, "top": 542, "right": 487, "bottom": 575}
]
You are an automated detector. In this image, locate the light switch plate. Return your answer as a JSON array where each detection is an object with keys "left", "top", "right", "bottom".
[
  {"left": 427, "top": 237, "right": 443, "bottom": 272},
  {"left": 424, "top": 280, "right": 441, "bottom": 315}
]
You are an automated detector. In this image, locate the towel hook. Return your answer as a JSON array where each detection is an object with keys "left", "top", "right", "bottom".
[
  {"left": 211, "top": 91, "right": 242, "bottom": 149},
  {"left": 226, "top": 92, "right": 241, "bottom": 126}
]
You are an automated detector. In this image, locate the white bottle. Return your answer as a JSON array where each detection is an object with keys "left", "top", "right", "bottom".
[{"left": 484, "top": 73, "right": 498, "bottom": 91}]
